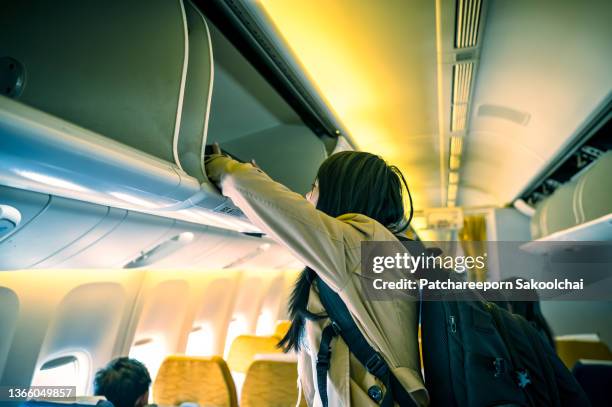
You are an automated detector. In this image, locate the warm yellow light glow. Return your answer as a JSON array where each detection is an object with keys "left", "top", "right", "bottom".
[
  {"left": 411, "top": 216, "right": 427, "bottom": 231},
  {"left": 186, "top": 324, "right": 215, "bottom": 356},
  {"left": 449, "top": 155, "right": 461, "bottom": 170},
  {"left": 224, "top": 315, "right": 248, "bottom": 358},
  {"left": 129, "top": 336, "right": 167, "bottom": 380},
  {"left": 257, "top": 1, "right": 438, "bottom": 209},
  {"left": 448, "top": 171, "right": 460, "bottom": 185},
  {"left": 255, "top": 310, "right": 276, "bottom": 336},
  {"left": 450, "top": 136, "right": 464, "bottom": 157},
  {"left": 450, "top": 63, "right": 474, "bottom": 132},
  {"left": 447, "top": 183, "right": 458, "bottom": 201}
]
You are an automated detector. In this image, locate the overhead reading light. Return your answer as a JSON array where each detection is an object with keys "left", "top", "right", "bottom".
[{"left": 455, "top": 0, "right": 483, "bottom": 49}]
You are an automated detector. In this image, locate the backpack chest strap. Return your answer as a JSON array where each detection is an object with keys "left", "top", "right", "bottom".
[{"left": 315, "top": 278, "right": 418, "bottom": 407}]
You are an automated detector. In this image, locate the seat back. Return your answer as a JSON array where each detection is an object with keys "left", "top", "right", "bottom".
[
  {"left": 153, "top": 355, "right": 238, "bottom": 407},
  {"left": 226, "top": 335, "right": 283, "bottom": 374},
  {"left": 556, "top": 337, "right": 612, "bottom": 369},
  {"left": 240, "top": 360, "right": 306, "bottom": 407}
]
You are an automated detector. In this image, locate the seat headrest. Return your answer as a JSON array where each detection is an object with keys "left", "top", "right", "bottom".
[
  {"left": 153, "top": 355, "right": 237, "bottom": 407},
  {"left": 555, "top": 337, "right": 612, "bottom": 369},
  {"left": 226, "top": 335, "right": 283, "bottom": 373},
  {"left": 241, "top": 360, "right": 306, "bottom": 407}
]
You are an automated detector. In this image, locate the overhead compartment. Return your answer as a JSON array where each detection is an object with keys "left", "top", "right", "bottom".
[
  {"left": 573, "top": 151, "right": 612, "bottom": 224},
  {"left": 220, "top": 125, "right": 327, "bottom": 195},
  {"left": 1, "top": 0, "right": 187, "bottom": 166},
  {"left": 0, "top": 0, "right": 263, "bottom": 232},
  {"left": 205, "top": 21, "right": 328, "bottom": 195},
  {"left": 531, "top": 180, "right": 578, "bottom": 239},
  {"left": 0, "top": 0, "right": 328, "bottom": 271},
  {"left": 530, "top": 151, "right": 612, "bottom": 240}
]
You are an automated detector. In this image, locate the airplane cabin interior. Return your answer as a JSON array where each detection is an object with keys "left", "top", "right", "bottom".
[{"left": 0, "top": 1, "right": 610, "bottom": 406}]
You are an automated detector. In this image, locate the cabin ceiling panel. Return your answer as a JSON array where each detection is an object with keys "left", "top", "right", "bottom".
[
  {"left": 463, "top": 0, "right": 612, "bottom": 206},
  {"left": 257, "top": 0, "right": 440, "bottom": 209}
]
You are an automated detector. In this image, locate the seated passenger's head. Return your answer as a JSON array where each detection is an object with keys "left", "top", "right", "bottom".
[
  {"left": 94, "top": 357, "right": 151, "bottom": 407},
  {"left": 307, "top": 151, "right": 412, "bottom": 232}
]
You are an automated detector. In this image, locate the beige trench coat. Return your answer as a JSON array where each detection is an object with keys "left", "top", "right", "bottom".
[{"left": 206, "top": 156, "right": 429, "bottom": 406}]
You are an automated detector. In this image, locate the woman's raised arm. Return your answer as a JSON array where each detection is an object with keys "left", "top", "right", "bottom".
[{"left": 206, "top": 155, "right": 363, "bottom": 292}]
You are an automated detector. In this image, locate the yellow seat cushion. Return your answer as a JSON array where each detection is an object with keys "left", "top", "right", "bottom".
[
  {"left": 241, "top": 360, "right": 307, "bottom": 407},
  {"left": 153, "top": 355, "right": 238, "bottom": 407},
  {"left": 556, "top": 338, "right": 612, "bottom": 369},
  {"left": 226, "top": 335, "right": 282, "bottom": 373}
]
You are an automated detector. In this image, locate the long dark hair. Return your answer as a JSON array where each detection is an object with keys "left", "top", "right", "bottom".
[{"left": 278, "top": 151, "right": 413, "bottom": 352}]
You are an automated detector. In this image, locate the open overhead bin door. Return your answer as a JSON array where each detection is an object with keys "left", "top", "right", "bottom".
[{"left": 0, "top": 0, "right": 259, "bottom": 231}]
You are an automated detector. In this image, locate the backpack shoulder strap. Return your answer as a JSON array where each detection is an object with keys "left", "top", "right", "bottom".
[{"left": 316, "top": 277, "right": 418, "bottom": 407}]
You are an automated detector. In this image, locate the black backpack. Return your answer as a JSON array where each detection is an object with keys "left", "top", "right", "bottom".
[
  {"left": 420, "top": 292, "right": 589, "bottom": 406},
  {"left": 316, "top": 239, "right": 590, "bottom": 407}
]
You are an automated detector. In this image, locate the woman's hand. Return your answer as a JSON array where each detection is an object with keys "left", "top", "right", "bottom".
[
  {"left": 204, "top": 142, "right": 231, "bottom": 188},
  {"left": 204, "top": 142, "right": 263, "bottom": 190}
]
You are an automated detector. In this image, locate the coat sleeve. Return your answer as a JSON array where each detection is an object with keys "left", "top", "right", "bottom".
[{"left": 206, "top": 155, "right": 357, "bottom": 291}]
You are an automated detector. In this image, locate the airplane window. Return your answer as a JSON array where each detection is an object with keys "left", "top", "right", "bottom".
[
  {"left": 31, "top": 354, "right": 88, "bottom": 394},
  {"left": 129, "top": 337, "right": 166, "bottom": 381},
  {"left": 224, "top": 315, "right": 248, "bottom": 357},
  {"left": 185, "top": 324, "right": 215, "bottom": 356},
  {"left": 255, "top": 309, "right": 275, "bottom": 336}
]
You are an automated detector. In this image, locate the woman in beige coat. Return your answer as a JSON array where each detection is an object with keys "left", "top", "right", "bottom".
[{"left": 206, "top": 150, "right": 428, "bottom": 407}]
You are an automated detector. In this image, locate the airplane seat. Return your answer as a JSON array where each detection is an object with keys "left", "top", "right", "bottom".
[
  {"left": 555, "top": 336, "right": 612, "bottom": 369},
  {"left": 153, "top": 355, "right": 238, "bottom": 407},
  {"left": 572, "top": 360, "right": 612, "bottom": 407},
  {"left": 273, "top": 320, "right": 291, "bottom": 339},
  {"left": 226, "top": 335, "right": 283, "bottom": 373},
  {"left": 226, "top": 335, "right": 284, "bottom": 397},
  {"left": 0, "top": 0, "right": 213, "bottom": 181},
  {"left": 240, "top": 360, "right": 307, "bottom": 407}
]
